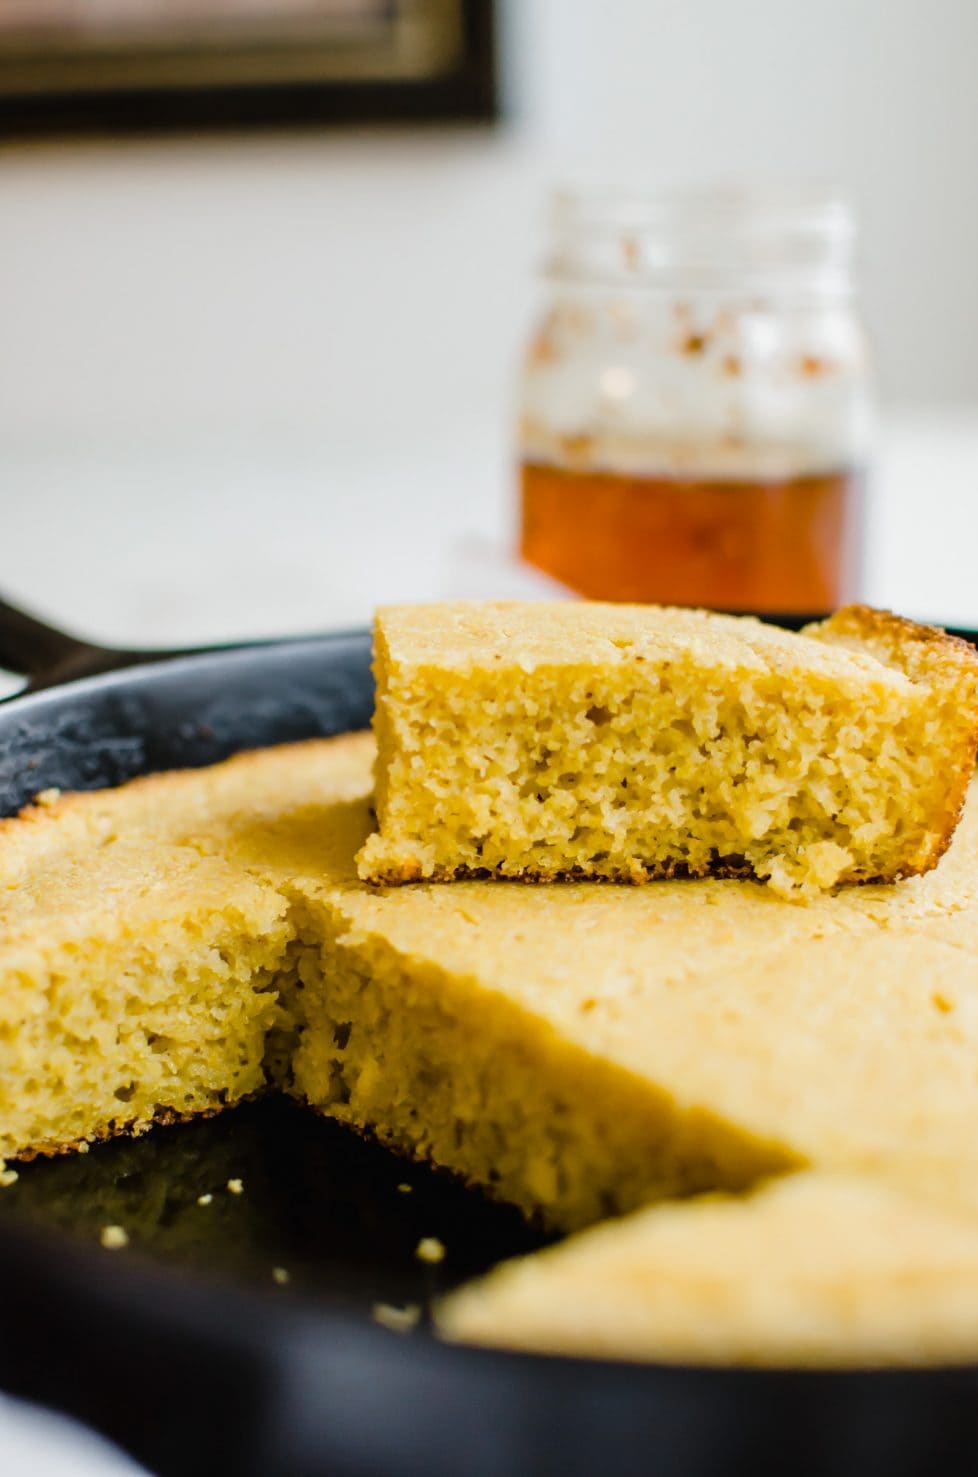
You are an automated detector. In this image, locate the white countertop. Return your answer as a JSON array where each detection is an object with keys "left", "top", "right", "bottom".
[
  {"left": 0, "top": 1395, "right": 145, "bottom": 1476},
  {"left": 0, "top": 410, "right": 975, "bottom": 664}
]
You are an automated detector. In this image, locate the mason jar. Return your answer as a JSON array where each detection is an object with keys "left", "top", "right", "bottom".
[{"left": 518, "top": 186, "right": 872, "bottom": 612}]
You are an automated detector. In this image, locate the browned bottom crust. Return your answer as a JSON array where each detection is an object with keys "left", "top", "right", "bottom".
[
  {"left": 13, "top": 1091, "right": 523, "bottom": 1222},
  {"left": 363, "top": 853, "right": 939, "bottom": 890},
  {"left": 8, "top": 1094, "right": 256, "bottom": 1164},
  {"left": 294, "top": 1093, "right": 558, "bottom": 1230}
]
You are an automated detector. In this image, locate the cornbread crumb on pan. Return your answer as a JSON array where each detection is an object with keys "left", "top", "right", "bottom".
[
  {"left": 372, "top": 1302, "right": 422, "bottom": 1333},
  {"left": 437, "top": 1173, "right": 978, "bottom": 1368},
  {"left": 415, "top": 1236, "right": 446, "bottom": 1265},
  {"left": 357, "top": 601, "right": 978, "bottom": 894}
]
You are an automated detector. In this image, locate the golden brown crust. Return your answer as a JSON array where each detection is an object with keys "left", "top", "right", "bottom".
[
  {"left": 363, "top": 857, "right": 938, "bottom": 890},
  {"left": 806, "top": 607, "right": 978, "bottom": 880},
  {"left": 0, "top": 732, "right": 374, "bottom": 865},
  {"left": 833, "top": 605, "right": 973, "bottom": 650},
  {"left": 297, "top": 1096, "right": 554, "bottom": 1228},
  {"left": 806, "top": 605, "right": 978, "bottom": 687},
  {"left": 7, "top": 1095, "right": 251, "bottom": 1164}
]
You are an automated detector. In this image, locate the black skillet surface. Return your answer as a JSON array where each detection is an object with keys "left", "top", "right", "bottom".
[{"left": 2, "top": 598, "right": 978, "bottom": 1477}]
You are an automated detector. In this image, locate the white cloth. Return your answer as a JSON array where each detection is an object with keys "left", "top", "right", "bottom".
[{"left": 0, "top": 1394, "right": 147, "bottom": 1476}]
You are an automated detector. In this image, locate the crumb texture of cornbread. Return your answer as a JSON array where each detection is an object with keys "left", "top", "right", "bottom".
[
  {"left": 437, "top": 1173, "right": 978, "bottom": 1368},
  {"left": 0, "top": 834, "right": 290, "bottom": 1162},
  {"left": 357, "top": 601, "right": 978, "bottom": 894},
  {"left": 286, "top": 763, "right": 978, "bottom": 1230},
  {"left": 0, "top": 742, "right": 361, "bottom": 1163},
  {"left": 9, "top": 733, "right": 978, "bottom": 1246}
]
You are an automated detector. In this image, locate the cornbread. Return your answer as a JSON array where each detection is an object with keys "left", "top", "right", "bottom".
[
  {"left": 8, "top": 707, "right": 978, "bottom": 1393},
  {"left": 357, "top": 601, "right": 978, "bottom": 893},
  {"left": 372, "top": 1302, "right": 422, "bottom": 1333},
  {"left": 0, "top": 824, "right": 290, "bottom": 1163},
  {"left": 9, "top": 733, "right": 978, "bottom": 1243},
  {"left": 415, "top": 1236, "right": 446, "bottom": 1265},
  {"left": 438, "top": 1173, "right": 978, "bottom": 1368},
  {"left": 285, "top": 759, "right": 978, "bottom": 1229},
  {"left": 0, "top": 731, "right": 371, "bottom": 1164}
]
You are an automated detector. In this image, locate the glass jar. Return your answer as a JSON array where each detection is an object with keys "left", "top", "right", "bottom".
[{"left": 518, "top": 185, "right": 872, "bottom": 612}]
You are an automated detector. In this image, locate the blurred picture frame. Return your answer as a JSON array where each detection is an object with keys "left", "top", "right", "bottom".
[{"left": 0, "top": 0, "right": 496, "bottom": 135}]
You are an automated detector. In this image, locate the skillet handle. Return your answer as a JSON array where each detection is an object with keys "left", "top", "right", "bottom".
[{"left": 0, "top": 594, "right": 113, "bottom": 685}]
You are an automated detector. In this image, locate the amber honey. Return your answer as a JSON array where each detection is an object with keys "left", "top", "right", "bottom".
[{"left": 520, "top": 460, "right": 861, "bottom": 612}]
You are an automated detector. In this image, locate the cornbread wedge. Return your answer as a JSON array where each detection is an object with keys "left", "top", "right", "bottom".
[
  {"left": 357, "top": 601, "right": 978, "bottom": 894},
  {"left": 7, "top": 735, "right": 978, "bottom": 1239},
  {"left": 0, "top": 736, "right": 369, "bottom": 1164},
  {"left": 0, "top": 834, "right": 289, "bottom": 1163},
  {"left": 437, "top": 1173, "right": 978, "bottom": 1368}
]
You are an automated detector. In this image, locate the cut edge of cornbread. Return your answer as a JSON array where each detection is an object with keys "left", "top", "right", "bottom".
[
  {"left": 436, "top": 1171, "right": 978, "bottom": 1368},
  {"left": 283, "top": 893, "right": 802, "bottom": 1232},
  {"left": 357, "top": 602, "right": 978, "bottom": 895},
  {"left": 0, "top": 732, "right": 374, "bottom": 1166},
  {"left": 0, "top": 768, "right": 304, "bottom": 1164},
  {"left": 806, "top": 605, "right": 978, "bottom": 876},
  {"left": 0, "top": 868, "right": 293, "bottom": 1165},
  {"left": 0, "top": 732, "right": 809, "bottom": 1222}
]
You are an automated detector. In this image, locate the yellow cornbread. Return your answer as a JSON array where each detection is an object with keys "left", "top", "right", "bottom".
[
  {"left": 7, "top": 733, "right": 978, "bottom": 1242},
  {"left": 281, "top": 756, "right": 978, "bottom": 1229},
  {"left": 0, "top": 742, "right": 360, "bottom": 1163},
  {"left": 0, "top": 836, "right": 289, "bottom": 1162},
  {"left": 438, "top": 1173, "right": 978, "bottom": 1368},
  {"left": 357, "top": 602, "right": 978, "bottom": 894}
]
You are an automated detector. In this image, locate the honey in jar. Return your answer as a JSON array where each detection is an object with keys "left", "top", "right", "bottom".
[
  {"left": 518, "top": 187, "right": 871, "bottom": 612},
  {"left": 521, "top": 462, "right": 860, "bottom": 612}
]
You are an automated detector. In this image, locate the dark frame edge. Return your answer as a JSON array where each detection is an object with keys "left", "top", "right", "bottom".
[{"left": 0, "top": 0, "right": 497, "bottom": 139}]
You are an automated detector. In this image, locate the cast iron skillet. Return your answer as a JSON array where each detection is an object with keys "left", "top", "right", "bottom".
[{"left": 1, "top": 595, "right": 978, "bottom": 1477}]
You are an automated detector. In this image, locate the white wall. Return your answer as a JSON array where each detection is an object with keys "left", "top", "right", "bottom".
[
  {"left": 0, "top": 0, "right": 976, "bottom": 651},
  {"left": 523, "top": 0, "right": 978, "bottom": 407},
  {"left": 0, "top": 0, "right": 975, "bottom": 458}
]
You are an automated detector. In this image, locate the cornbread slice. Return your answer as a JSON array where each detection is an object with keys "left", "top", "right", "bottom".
[
  {"left": 437, "top": 1173, "right": 978, "bottom": 1368},
  {"left": 0, "top": 830, "right": 290, "bottom": 1162},
  {"left": 0, "top": 739, "right": 370, "bottom": 1163},
  {"left": 357, "top": 601, "right": 978, "bottom": 893}
]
